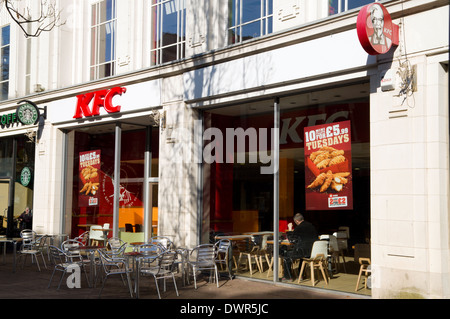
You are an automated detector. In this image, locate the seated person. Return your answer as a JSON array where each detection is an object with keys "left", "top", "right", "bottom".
[{"left": 281, "top": 213, "right": 318, "bottom": 280}]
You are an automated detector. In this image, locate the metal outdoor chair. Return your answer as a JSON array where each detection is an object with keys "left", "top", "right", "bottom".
[
  {"left": 188, "top": 244, "right": 219, "bottom": 289},
  {"left": 214, "top": 239, "right": 233, "bottom": 280},
  {"left": 17, "top": 230, "right": 47, "bottom": 271},
  {"left": 139, "top": 250, "right": 179, "bottom": 299},
  {"left": 47, "top": 245, "right": 90, "bottom": 289},
  {"left": 106, "top": 237, "right": 127, "bottom": 257},
  {"left": 97, "top": 248, "right": 134, "bottom": 298},
  {"left": 61, "top": 239, "right": 91, "bottom": 264}
]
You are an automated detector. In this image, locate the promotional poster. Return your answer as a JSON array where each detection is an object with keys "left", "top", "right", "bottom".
[
  {"left": 79, "top": 150, "right": 101, "bottom": 207},
  {"left": 304, "top": 120, "right": 353, "bottom": 210}
]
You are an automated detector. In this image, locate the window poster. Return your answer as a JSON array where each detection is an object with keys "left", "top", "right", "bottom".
[
  {"left": 79, "top": 150, "right": 101, "bottom": 207},
  {"left": 304, "top": 120, "right": 353, "bottom": 210}
]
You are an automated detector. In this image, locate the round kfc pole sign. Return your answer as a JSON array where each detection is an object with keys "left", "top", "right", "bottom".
[{"left": 357, "top": 3, "right": 398, "bottom": 55}]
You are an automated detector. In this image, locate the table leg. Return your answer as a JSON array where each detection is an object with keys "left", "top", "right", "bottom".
[
  {"left": 135, "top": 258, "right": 140, "bottom": 299},
  {"left": 13, "top": 242, "right": 17, "bottom": 273},
  {"left": 89, "top": 251, "right": 95, "bottom": 287}
]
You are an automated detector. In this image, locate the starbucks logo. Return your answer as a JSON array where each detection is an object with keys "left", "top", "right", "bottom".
[
  {"left": 16, "top": 103, "right": 39, "bottom": 125},
  {"left": 20, "top": 167, "right": 32, "bottom": 187}
]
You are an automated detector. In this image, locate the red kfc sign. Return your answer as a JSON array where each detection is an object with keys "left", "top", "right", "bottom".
[
  {"left": 73, "top": 87, "right": 127, "bottom": 119},
  {"left": 357, "top": 3, "right": 399, "bottom": 55}
]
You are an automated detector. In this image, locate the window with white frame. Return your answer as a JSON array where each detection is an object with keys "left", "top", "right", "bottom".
[
  {"left": 0, "top": 25, "right": 10, "bottom": 101},
  {"left": 150, "top": 0, "right": 186, "bottom": 66},
  {"left": 228, "top": 0, "right": 273, "bottom": 45},
  {"left": 90, "top": 0, "right": 116, "bottom": 80},
  {"left": 328, "top": 0, "right": 378, "bottom": 15}
]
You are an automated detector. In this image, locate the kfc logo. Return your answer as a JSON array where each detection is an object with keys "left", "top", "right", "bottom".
[
  {"left": 357, "top": 3, "right": 399, "bottom": 55},
  {"left": 73, "top": 87, "right": 127, "bottom": 119}
]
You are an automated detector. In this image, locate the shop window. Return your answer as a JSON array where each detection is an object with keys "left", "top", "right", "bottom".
[
  {"left": 0, "top": 25, "right": 10, "bottom": 101},
  {"left": 228, "top": 0, "right": 273, "bottom": 44},
  {"left": 150, "top": 0, "right": 186, "bottom": 66},
  {"left": 0, "top": 136, "right": 35, "bottom": 237},
  {"left": 329, "top": 0, "right": 378, "bottom": 15},
  {"left": 69, "top": 125, "right": 159, "bottom": 240},
  {"left": 90, "top": 0, "right": 116, "bottom": 80},
  {"left": 202, "top": 94, "right": 371, "bottom": 290}
]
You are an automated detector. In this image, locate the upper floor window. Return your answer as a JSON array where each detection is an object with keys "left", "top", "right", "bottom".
[
  {"left": 0, "top": 25, "right": 10, "bottom": 101},
  {"left": 228, "top": 0, "right": 273, "bottom": 45},
  {"left": 329, "top": 0, "right": 378, "bottom": 15},
  {"left": 150, "top": 0, "right": 186, "bottom": 66},
  {"left": 90, "top": 0, "right": 116, "bottom": 80}
]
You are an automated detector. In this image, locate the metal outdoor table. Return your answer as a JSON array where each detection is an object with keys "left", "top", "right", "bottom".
[{"left": 0, "top": 237, "right": 23, "bottom": 272}]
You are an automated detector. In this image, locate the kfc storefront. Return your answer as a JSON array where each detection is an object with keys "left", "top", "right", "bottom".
[{"left": 47, "top": 80, "right": 162, "bottom": 242}]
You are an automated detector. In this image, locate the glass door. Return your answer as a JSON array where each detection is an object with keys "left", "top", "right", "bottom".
[{"left": 0, "top": 178, "right": 11, "bottom": 236}]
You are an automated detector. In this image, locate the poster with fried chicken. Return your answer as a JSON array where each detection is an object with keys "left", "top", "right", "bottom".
[
  {"left": 304, "top": 120, "right": 353, "bottom": 210},
  {"left": 79, "top": 150, "right": 101, "bottom": 207}
]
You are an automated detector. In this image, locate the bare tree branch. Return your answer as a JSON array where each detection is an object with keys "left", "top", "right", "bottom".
[{"left": 2, "top": 0, "right": 65, "bottom": 37}]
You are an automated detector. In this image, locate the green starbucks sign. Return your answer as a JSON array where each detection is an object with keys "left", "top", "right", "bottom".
[
  {"left": 16, "top": 102, "right": 40, "bottom": 125},
  {"left": 20, "top": 167, "right": 32, "bottom": 187}
]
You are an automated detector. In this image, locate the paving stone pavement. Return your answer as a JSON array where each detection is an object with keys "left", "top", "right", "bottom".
[{"left": 0, "top": 251, "right": 366, "bottom": 300}]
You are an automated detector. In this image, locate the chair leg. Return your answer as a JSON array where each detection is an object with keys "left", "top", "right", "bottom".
[
  {"left": 297, "top": 260, "right": 306, "bottom": 283},
  {"left": 154, "top": 276, "right": 162, "bottom": 299},
  {"left": 172, "top": 273, "right": 179, "bottom": 296},
  {"left": 319, "top": 262, "right": 328, "bottom": 285},
  {"left": 355, "top": 265, "right": 363, "bottom": 291},
  {"left": 310, "top": 262, "right": 315, "bottom": 286},
  {"left": 48, "top": 268, "right": 57, "bottom": 288}
]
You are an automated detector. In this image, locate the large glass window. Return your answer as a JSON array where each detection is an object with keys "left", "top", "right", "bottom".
[
  {"left": 90, "top": 0, "right": 116, "bottom": 80},
  {"left": 68, "top": 124, "right": 159, "bottom": 241},
  {"left": 202, "top": 100, "right": 275, "bottom": 278},
  {"left": 203, "top": 86, "right": 371, "bottom": 296},
  {"left": 150, "top": 0, "right": 186, "bottom": 66},
  {"left": 228, "top": 0, "right": 273, "bottom": 44},
  {"left": 329, "top": 0, "right": 378, "bottom": 15},
  {"left": 0, "top": 25, "right": 10, "bottom": 100}
]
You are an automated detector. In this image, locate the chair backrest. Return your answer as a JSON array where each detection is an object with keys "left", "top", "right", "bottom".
[
  {"left": 319, "top": 234, "right": 339, "bottom": 252},
  {"left": 338, "top": 226, "right": 350, "bottom": 238},
  {"left": 98, "top": 248, "right": 128, "bottom": 274},
  {"left": 136, "top": 243, "right": 163, "bottom": 257},
  {"left": 333, "top": 231, "right": 348, "bottom": 250},
  {"left": 310, "top": 240, "right": 329, "bottom": 259},
  {"left": 20, "top": 229, "right": 36, "bottom": 250},
  {"left": 89, "top": 225, "right": 104, "bottom": 240},
  {"left": 61, "top": 239, "right": 84, "bottom": 260},
  {"left": 214, "top": 239, "right": 231, "bottom": 262},
  {"left": 20, "top": 229, "right": 36, "bottom": 242},
  {"left": 49, "top": 245, "right": 66, "bottom": 264},
  {"left": 154, "top": 250, "right": 177, "bottom": 275},
  {"left": 191, "top": 244, "right": 216, "bottom": 263},
  {"left": 134, "top": 224, "right": 143, "bottom": 232},
  {"left": 35, "top": 235, "right": 49, "bottom": 250},
  {"left": 103, "top": 223, "right": 110, "bottom": 229},
  {"left": 125, "top": 223, "right": 134, "bottom": 232},
  {"left": 151, "top": 236, "right": 173, "bottom": 250},
  {"left": 75, "top": 231, "right": 90, "bottom": 245},
  {"left": 107, "top": 237, "right": 125, "bottom": 250}
]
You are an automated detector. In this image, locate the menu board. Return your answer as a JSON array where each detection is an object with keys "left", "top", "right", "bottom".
[
  {"left": 79, "top": 150, "right": 101, "bottom": 207},
  {"left": 304, "top": 121, "right": 353, "bottom": 210}
]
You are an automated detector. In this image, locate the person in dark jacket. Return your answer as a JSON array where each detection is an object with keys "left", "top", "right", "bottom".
[
  {"left": 18, "top": 207, "right": 33, "bottom": 230},
  {"left": 282, "top": 213, "right": 318, "bottom": 280}
]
